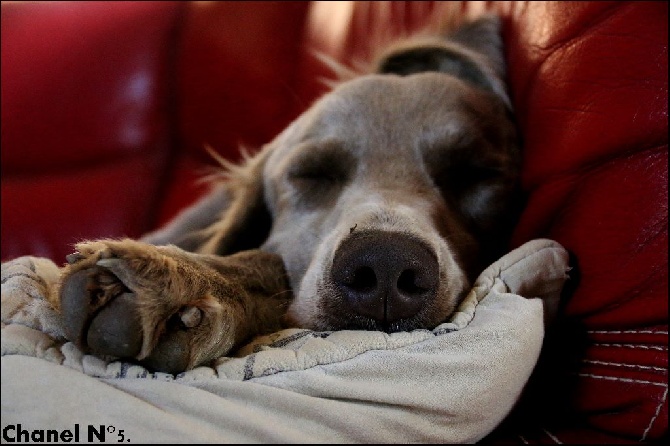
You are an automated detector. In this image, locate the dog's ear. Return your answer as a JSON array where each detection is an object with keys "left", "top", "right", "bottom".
[
  {"left": 448, "top": 14, "right": 506, "bottom": 81},
  {"left": 196, "top": 147, "right": 274, "bottom": 256},
  {"left": 374, "top": 15, "right": 510, "bottom": 108}
]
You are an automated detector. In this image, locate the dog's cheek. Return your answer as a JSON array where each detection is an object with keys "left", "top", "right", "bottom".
[
  {"left": 435, "top": 241, "right": 471, "bottom": 304},
  {"left": 280, "top": 227, "right": 344, "bottom": 328},
  {"left": 284, "top": 281, "right": 342, "bottom": 331},
  {"left": 283, "top": 299, "right": 321, "bottom": 330}
]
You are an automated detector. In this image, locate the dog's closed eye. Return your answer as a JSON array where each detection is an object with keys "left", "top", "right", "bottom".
[
  {"left": 287, "top": 143, "right": 354, "bottom": 206},
  {"left": 428, "top": 143, "right": 515, "bottom": 234},
  {"left": 434, "top": 162, "right": 504, "bottom": 192}
]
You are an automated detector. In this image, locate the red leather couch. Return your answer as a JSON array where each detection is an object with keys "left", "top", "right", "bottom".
[{"left": 2, "top": 1, "right": 667, "bottom": 443}]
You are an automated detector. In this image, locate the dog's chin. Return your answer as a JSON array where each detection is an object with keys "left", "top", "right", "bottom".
[
  {"left": 286, "top": 289, "right": 459, "bottom": 333},
  {"left": 332, "top": 314, "right": 445, "bottom": 333},
  {"left": 298, "top": 311, "right": 451, "bottom": 333}
]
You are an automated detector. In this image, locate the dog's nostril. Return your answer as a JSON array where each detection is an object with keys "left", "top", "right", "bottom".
[
  {"left": 349, "top": 266, "right": 377, "bottom": 291},
  {"left": 397, "top": 269, "right": 427, "bottom": 295}
]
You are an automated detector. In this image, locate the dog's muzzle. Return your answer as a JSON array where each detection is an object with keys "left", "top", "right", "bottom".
[{"left": 331, "top": 230, "right": 439, "bottom": 326}]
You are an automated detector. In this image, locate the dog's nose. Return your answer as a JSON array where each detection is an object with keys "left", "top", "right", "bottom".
[{"left": 332, "top": 230, "right": 439, "bottom": 324}]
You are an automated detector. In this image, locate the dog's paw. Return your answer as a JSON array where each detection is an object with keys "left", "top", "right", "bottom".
[{"left": 58, "top": 239, "right": 241, "bottom": 374}]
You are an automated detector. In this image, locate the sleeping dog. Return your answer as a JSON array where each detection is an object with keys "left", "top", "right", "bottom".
[{"left": 51, "top": 15, "right": 522, "bottom": 373}]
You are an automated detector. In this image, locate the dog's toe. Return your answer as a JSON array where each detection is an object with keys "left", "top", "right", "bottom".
[
  {"left": 59, "top": 269, "right": 93, "bottom": 347},
  {"left": 142, "top": 331, "right": 192, "bottom": 374},
  {"left": 59, "top": 265, "right": 143, "bottom": 359},
  {"left": 65, "top": 252, "right": 85, "bottom": 265},
  {"left": 139, "top": 306, "right": 205, "bottom": 373},
  {"left": 86, "top": 292, "right": 143, "bottom": 358}
]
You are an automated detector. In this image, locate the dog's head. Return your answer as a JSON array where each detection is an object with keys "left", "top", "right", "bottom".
[{"left": 203, "top": 16, "right": 522, "bottom": 332}]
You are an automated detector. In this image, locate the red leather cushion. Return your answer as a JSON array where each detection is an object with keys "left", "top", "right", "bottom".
[
  {"left": 1, "top": 2, "right": 179, "bottom": 172},
  {"left": 154, "top": 1, "right": 311, "bottom": 226},
  {"left": 505, "top": 2, "right": 667, "bottom": 441},
  {"left": 1, "top": 1, "right": 182, "bottom": 262}
]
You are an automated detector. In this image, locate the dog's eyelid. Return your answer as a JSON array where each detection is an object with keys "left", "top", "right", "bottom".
[
  {"left": 286, "top": 143, "right": 354, "bottom": 184},
  {"left": 430, "top": 155, "right": 508, "bottom": 193},
  {"left": 436, "top": 166, "right": 501, "bottom": 186},
  {"left": 282, "top": 142, "right": 356, "bottom": 211},
  {"left": 426, "top": 142, "right": 504, "bottom": 177},
  {"left": 421, "top": 129, "right": 472, "bottom": 155},
  {"left": 289, "top": 169, "right": 341, "bottom": 183},
  {"left": 287, "top": 159, "right": 349, "bottom": 182}
]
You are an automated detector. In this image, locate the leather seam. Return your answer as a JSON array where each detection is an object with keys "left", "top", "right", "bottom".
[
  {"left": 587, "top": 330, "right": 668, "bottom": 335},
  {"left": 541, "top": 427, "right": 562, "bottom": 444},
  {"left": 590, "top": 343, "right": 667, "bottom": 351},
  {"left": 641, "top": 386, "right": 667, "bottom": 441},
  {"left": 577, "top": 373, "right": 667, "bottom": 387},
  {"left": 582, "top": 359, "right": 667, "bottom": 373}
]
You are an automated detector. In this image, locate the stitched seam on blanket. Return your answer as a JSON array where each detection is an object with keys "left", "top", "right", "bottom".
[
  {"left": 118, "top": 362, "right": 132, "bottom": 379},
  {"left": 259, "top": 322, "right": 455, "bottom": 346},
  {"left": 243, "top": 353, "right": 256, "bottom": 380},
  {"left": 132, "top": 332, "right": 439, "bottom": 381},
  {"left": 268, "top": 330, "right": 333, "bottom": 349},
  {"left": 239, "top": 324, "right": 462, "bottom": 380},
  {"left": 241, "top": 329, "right": 447, "bottom": 381},
  {"left": 251, "top": 343, "right": 407, "bottom": 381}
]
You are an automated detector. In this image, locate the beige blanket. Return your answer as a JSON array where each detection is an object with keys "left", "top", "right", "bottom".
[{"left": 1, "top": 239, "right": 569, "bottom": 443}]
